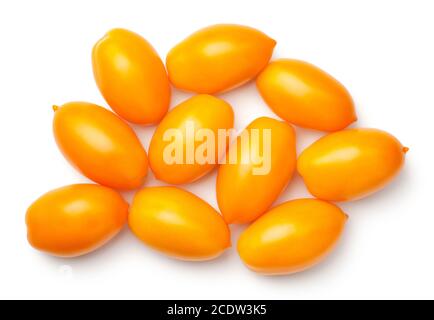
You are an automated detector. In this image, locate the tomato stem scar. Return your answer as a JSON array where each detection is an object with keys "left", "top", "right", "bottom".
[{"left": 52, "top": 105, "right": 59, "bottom": 112}]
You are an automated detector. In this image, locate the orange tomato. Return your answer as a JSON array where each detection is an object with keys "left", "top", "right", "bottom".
[
  {"left": 166, "top": 24, "right": 276, "bottom": 94},
  {"left": 298, "top": 128, "right": 408, "bottom": 201},
  {"left": 129, "top": 187, "right": 230, "bottom": 261},
  {"left": 26, "top": 184, "right": 128, "bottom": 257},
  {"left": 53, "top": 102, "right": 148, "bottom": 190},
  {"left": 257, "top": 59, "right": 356, "bottom": 131},
  {"left": 238, "top": 199, "right": 347, "bottom": 275},
  {"left": 148, "top": 94, "right": 234, "bottom": 184},
  {"left": 217, "top": 117, "right": 296, "bottom": 224},
  {"left": 92, "top": 28, "right": 170, "bottom": 124}
]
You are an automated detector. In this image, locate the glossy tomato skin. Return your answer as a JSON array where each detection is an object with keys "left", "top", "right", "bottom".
[
  {"left": 166, "top": 24, "right": 276, "bottom": 94},
  {"left": 26, "top": 184, "right": 128, "bottom": 257},
  {"left": 129, "top": 187, "right": 231, "bottom": 261},
  {"left": 148, "top": 94, "right": 234, "bottom": 184},
  {"left": 92, "top": 28, "right": 170, "bottom": 124},
  {"left": 298, "top": 128, "right": 408, "bottom": 201},
  {"left": 238, "top": 199, "right": 347, "bottom": 275},
  {"left": 217, "top": 117, "right": 297, "bottom": 224},
  {"left": 257, "top": 59, "right": 356, "bottom": 131},
  {"left": 53, "top": 102, "right": 148, "bottom": 190}
]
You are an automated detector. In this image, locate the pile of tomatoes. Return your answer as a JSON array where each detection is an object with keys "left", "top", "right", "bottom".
[{"left": 26, "top": 25, "right": 407, "bottom": 275}]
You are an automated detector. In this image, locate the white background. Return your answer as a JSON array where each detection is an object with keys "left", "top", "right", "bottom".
[{"left": 0, "top": 0, "right": 433, "bottom": 300}]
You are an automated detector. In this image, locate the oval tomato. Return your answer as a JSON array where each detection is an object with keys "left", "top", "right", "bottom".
[
  {"left": 26, "top": 184, "right": 128, "bottom": 257},
  {"left": 148, "top": 94, "right": 234, "bottom": 184},
  {"left": 257, "top": 59, "right": 356, "bottom": 131},
  {"left": 53, "top": 102, "right": 148, "bottom": 190},
  {"left": 238, "top": 199, "right": 347, "bottom": 275},
  {"left": 298, "top": 128, "right": 408, "bottom": 201},
  {"left": 93, "top": 28, "right": 170, "bottom": 124},
  {"left": 217, "top": 117, "right": 296, "bottom": 224},
  {"left": 167, "top": 24, "right": 276, "bottom": 93},
  {"left": 129, "top": 186, "right": 230, "bottom": 261}
]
